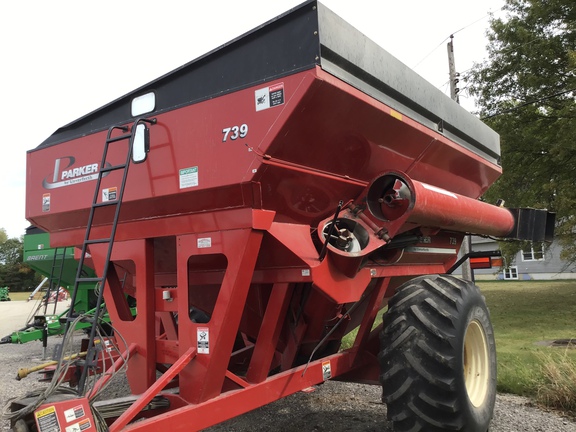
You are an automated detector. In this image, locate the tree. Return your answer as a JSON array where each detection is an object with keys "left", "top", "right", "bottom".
[
  {"left": 467, "top": 0, "right": 576, "bottom": 263},
  {"left": 0, "top": 229, "right": 41, "bottom": 291}
]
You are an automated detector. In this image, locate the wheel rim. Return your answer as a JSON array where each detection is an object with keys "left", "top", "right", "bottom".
[{"left": 463, "top": 319, "right": 490, "bottom": 407}]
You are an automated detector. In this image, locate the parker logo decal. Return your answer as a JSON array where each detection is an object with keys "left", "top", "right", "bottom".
[{"left": 42, "top": 157, "right": 109, "bottom": 189}]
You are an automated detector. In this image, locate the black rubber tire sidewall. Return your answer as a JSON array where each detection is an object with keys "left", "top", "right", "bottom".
[{"left": 379, "top": 275, "right": 497, "bottom": 432}]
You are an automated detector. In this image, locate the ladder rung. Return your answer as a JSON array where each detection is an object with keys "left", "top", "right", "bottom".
[
  {"left": 93, "top": 201, "right": 118, "bottom": 208},
  {"left": 65, "top": 120, "right": 144, "bottom": 396},
  {"left": 100, "top": 164, "right": 127, "bottom": 174},
  {"left": 77, "top": 277, "right": 104, "bottom": 283},
  {"left": 107, "top": 133, "right": 132, "bottom": 143},
  {"left": 85, "top": 238, "right": 111, "bottom": 245}
]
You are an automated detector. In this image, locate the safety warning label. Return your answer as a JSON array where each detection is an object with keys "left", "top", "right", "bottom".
[
  {"left": 197, "top": 237, "right": 212, "bottom": 249},
  {"left": 255, "top": 82, "right": 285, "bottom": 111},
  {"left": 65, "top": 418, "right": 92, "bottom": 432},
  {"left": 197, "top": 327, "right": 210, "bottom": 354},
  {"left": 64, "top": 405, "right": 85, "bottom": 422},
  {"left": 322, "top": 360, "right": 332, "bottom": 381},
  {"left": 35, "top": 405, "right": 60, "bottom": 432},
  {"left": 102, "top": 187, "right": 117, "bottom": 202},
  {"left": 179, "top": 167, "right": 199, "bottom": 189},
  {"left": 42, "top": 193, "right": 51, "bottom": 212}
]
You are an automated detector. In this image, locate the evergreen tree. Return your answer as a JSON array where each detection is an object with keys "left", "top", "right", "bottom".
[{"left": 0, "top": 229, "right": 40, "bottom": 291}]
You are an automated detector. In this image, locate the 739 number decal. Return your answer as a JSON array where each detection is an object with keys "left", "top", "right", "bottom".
[{"left": 222, "top": 124, "right": 248, "bottom": 142}]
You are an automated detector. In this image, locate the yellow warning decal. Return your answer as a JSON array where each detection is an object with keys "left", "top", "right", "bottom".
[
  {"left": 35, "top": 406, "right": 56, "bottom": 419},
  {"left": 390, "top": 109, "right": 403, "bottom": 121},
  {"left": 35, "top": 405, "right": 61, "bottom": 432}
]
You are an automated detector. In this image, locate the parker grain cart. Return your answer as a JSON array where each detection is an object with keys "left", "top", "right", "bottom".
[{"left": 8, "top": 1, "right": 554, "bottom": 431}]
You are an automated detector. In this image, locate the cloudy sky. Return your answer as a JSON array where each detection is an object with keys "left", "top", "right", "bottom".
[{"left": 0, "top": 0, "right": 504, "bottom": 239}]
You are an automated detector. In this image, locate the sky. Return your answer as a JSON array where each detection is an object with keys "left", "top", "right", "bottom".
[{"left": 0, "top": 0, "right": 505, "bottom": 239}]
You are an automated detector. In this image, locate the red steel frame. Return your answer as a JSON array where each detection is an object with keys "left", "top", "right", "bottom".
[
  {"left": 24, "top": 66, "right": 515, "bottom": 430},
  {"left": 86, "top": 211, "right": 400, "bottom": 431}
]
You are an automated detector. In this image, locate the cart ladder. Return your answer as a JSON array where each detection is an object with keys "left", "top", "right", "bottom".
[
  {"left": 62, "top": 117, "right": 156, "bottom": 394},
  {"left": 43, "top": 247, "right": 67, "bottom": 316}
]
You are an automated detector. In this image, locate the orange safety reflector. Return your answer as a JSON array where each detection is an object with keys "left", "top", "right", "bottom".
[
  {"left": 470, "top": 257, "right": 493, "bottom": 269},
  {"left": 491, "top": 257, "right": 503, "bottom": 267}
]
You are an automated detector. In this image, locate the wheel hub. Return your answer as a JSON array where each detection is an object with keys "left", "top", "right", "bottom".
[{"left": 463, "top": 319, "right": 490, "bottom": 407}]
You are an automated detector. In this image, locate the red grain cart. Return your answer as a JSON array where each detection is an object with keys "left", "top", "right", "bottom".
[{"left": 12, "top": 1, "right": 553, "bottom": 432}]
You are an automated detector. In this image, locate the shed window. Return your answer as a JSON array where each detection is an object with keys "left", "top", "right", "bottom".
[
  {"left": 521, "top": 244, "right": 545, "bottom": 261},
  {"left": 503, "top": 266, "right": 518, "bottom": 280}
]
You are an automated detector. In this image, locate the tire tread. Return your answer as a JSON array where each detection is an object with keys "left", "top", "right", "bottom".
[{"left": 379, "top": 275, "right": 495, "bottom": 432}]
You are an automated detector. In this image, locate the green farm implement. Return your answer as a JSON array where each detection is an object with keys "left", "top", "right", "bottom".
[
  {"left": 0, "top": 228, "right": 114, "bottom": 345},
  {"left": 0, "top": 286, "right": 10, "bottom": 301}
]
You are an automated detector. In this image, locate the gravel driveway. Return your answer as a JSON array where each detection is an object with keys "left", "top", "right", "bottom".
[
  {"left": 1, "top": 303, "right": 575, "bottom": 431},
  {"left": 0, "top": 300, "right": 69, "bottom": 337}
]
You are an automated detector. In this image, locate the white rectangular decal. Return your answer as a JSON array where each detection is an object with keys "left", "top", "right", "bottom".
[
  {"left": 64, "top": 405, "right": 85, "bottom": 422},
  {"left": 42, "top": 193, "right": 51, "bottom": 212},
  {"left": 102, "top": 187, "right": 117, "bottom": 202},
  {"left": 322, "top": 360, "right": 332, "bottom": 380},
  {"left": 197, "top": 238, "right": 212, "bottom": 249},
  {"left": 197, "top": 327, "right": 209, "bottom": 354},
  {"left": 179, "top": 167, "right": 199, "bottom": 189},
  {"left": 405, "top": 247, "right": 457, "bottom": 254},
  {"left": 255, "top": 82, "right": 285, "bottom": 111},
  {"left": 65, "top": 418, "right": 92, "bottom": 432}
]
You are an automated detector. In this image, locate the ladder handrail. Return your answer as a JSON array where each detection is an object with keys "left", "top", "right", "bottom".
[
  {"left": 41, "top": 247, "right": 67, "bottom": 316},
  {"left": 50, "top": 247, "right": 67, "bottom": 316},
  {"left": 61, "top": 117, "right": 155, "bottom": 395}
]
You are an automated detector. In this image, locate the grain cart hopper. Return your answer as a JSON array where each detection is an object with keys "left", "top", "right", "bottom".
[{"left": 11, "top": 1, "right": 554, "bottom": 431}]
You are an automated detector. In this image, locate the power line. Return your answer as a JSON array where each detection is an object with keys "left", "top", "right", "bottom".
[
  {"left": 451, "top": 12, "right": 493, "bottom": 37},
  {"left": 412, "top": 38, "right": 450, "bottom": 69},
  {"left": 481, "top": 87, "right": 576, "bottom": 120},
  {"left": 412, "top": 7, "right": 503, "bottom": 70}
]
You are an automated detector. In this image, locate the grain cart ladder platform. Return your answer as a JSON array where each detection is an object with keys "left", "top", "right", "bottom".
[{"left": 10, "top": 1, "right": 553, "bottom": 432}]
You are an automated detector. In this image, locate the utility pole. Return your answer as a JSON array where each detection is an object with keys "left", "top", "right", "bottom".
[
  {"left": 447, "top": 35, "right": 473, "bottom": 282},
  {"left": 447, "top": 35, "right": 460, "bottom": 104}
]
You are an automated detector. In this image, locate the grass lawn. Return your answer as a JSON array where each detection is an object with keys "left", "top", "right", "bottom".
[
  {"left": 4, "top": 291, "right": 34, "bottom": 301},
  {"left": 479, "top": 280, "right": 576, "bottom": 400},
  {"left": 342, "top": 278, "right": 576, "bottom": 412}
]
